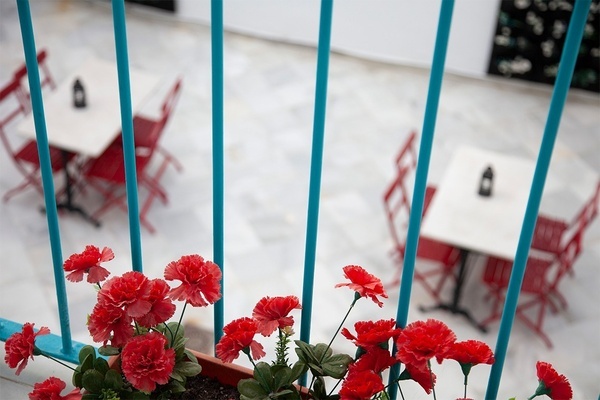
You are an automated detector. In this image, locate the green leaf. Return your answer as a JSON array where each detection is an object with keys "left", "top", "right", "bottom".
[
  {"left": 175, "top": 361, "right": 202, "bottom": 377},
  {"left": 82, "top": 369, "right": 104, "bottom": 393},
  {"left": 169, "top": 379, "right": 187, "bottom": 394},
  {"left": 94, "top": 357, "right": 109, "bottom": 376},
  {"left": 183, "top": 349, "right": 198, "bottom": 364},
  {"left": 81, "top": 394, "right": 100, "bottom": 400},
  {"left": 80, "top": 353, "right": 94, "bottom": 374},
  {"left": 98, "top": 345, "right": 120, "bottom": 356},
  {"left": 321, "top": 353, "right": 353, "bottom": 379},
  {"left": 253, "top": 361, "right": 274, "bottom": 390},
  {"left": 272, "top": 366, "right": 292, "bottom": 390},
  {"left": 104, "top": 369, "right": 123, "bottom": 390},
  {"left": 312, "top": 376, "right": 327, "bottom": 400},
  {"left": 78, "top": 345, "right": 96, "bottom": 364},
  {"left": 290, "top": 361, "right": 307, "bottom": 382},
  {"left": 131, "top": 392, "right": 151, "bottom": 400},
  {"left": 238, "top": 378, "right": 270, "bottom": 400},
  {"left": 72, "top": 370, "right": 82, "bottom": 389},
  {"left": 312, "top": 343, "right": 332, "bottom": 361}
]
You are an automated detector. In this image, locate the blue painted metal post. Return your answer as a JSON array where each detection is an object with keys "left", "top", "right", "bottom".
[
  {"left": 14, "top": 0, "right": 76, "bottom": 361},
  {"left": 299, "top": 0, "right": 334, "bottom": 387},
  {"left": 211, "top": 0, "right": 225, "bottom": 348},
  {"left": 485, "top": 1, "right": 591, "bottom": 398},
  {"left": 111, "top": 0, "right": 144, "bottom": 272},
  {"left": 388, "top": 1, "right": 454, "bottom": 398}
]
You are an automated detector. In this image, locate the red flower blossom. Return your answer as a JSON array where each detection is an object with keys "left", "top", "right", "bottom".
[
  {"left": 63, "top": 245, "right": 113, "bottom": 284},
  {"left": 252, "top": 295, "right": 302, "bottom": 336},
  {"left": 88, "top": 303, "right": 134, "bottom": 347},
  {"left": 121, "top": 332, "right": 175, "bottom": 393},
  {"left": 164, "top": 254, "right": 222, "bottom": 307},
  {"left": 135, "top": 278, "right": 176, "bottom": 328},
  {"left": 339, "top": 370, "right": 384, "bottom": 400},
  {"left": 349, "top": 347, "right": 396, "bottom": 375},
  {"left": 395, "top": 319, "right": 456, "bottom": 366},
  {"left": 447, "top": 340, "right": 494, "bottom": 374},
  {"left": 98, "top": 271, "right": 151, "bottom": 318},
  {"left": 4, "top": 323, "right": 50, "bottom": 375},
  {"left": 342, "top": 319, "right": 401, "bottom": 349},
  {"left": 335, "top": 265, "right": 388, "bottom": 307},
  {"left": 28, "top": 377, "right": 81, "bottom": 400},
  {"left": 534, "top": 361, "right": 573, "bottom": 400},
  {"left": 215, "top": 317, "right": 266, "bottom": 363},
  {"left": 400, "top": 362, "right": 436, "bottom": 394}
]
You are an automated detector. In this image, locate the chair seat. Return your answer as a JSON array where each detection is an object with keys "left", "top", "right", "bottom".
[
  {"left": 84, "top": 145, "right": 151, "bottom": 183},
  {"left": 15, "top": 140, "right": 75, "bottom": 171}
]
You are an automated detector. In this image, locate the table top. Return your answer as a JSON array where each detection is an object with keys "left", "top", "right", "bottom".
[
  {"left": 17, "top": 57, "right": 161, "bottom": 157},
  {"left": 420, "top": 145, "right": 536, "bottom": 260}
]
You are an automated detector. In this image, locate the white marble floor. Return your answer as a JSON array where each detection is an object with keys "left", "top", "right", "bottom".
[{"left": 1, "top": 1, "right": 599, "bottom": 399}]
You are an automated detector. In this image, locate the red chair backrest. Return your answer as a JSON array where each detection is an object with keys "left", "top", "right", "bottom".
[
  {"left": 531, "top": 215, "right": 569, "bottom": 255},
  {"left": 13, "top": 48, "right": 56, "bottom": 92},
  {"left": 157, "top": 77, "right": 182, "bottom": 132},
  {"left": 0, "top": 78, "right": 31, "bottom": 155},
  {"left": 394, "top": 130, "right": 418, "bottom": 172},
  {"left": 483, "top": 256, "right": 552, "bottom": 295}
]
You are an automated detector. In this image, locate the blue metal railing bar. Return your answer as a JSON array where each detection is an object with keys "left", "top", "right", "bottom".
[
  {"left": 211, "top": 0, "right": 226, "bottom": 349},
  {"left": 485, "top": 0, "right": 592, "bottom": 397},
  {"left": 12, "top": 0, "right": 76, "bottom": 362},
  {"left": 112, "top": 0, "right": 144, "bottom": 272},
  {"left": 299, "top": 0, "right": 334, "bottom": 387},
  {"left": 387, "top": 1, "right": 455, "bottom": 398}
]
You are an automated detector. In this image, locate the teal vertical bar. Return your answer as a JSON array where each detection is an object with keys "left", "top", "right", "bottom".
[
  {"left": 15, "top": 0, "right": 73, "bottom": 356},
  {"left": 211, "top": 0, "right": 225, "bottom": 349},
  {"left": 485, "top": 1, "right": 591, "bottom": 398},
  {"left": 388, "top": 1, "right": 454, "bottom": 398},
  {"left": 299, "top": 0, "right": 334, "bottom": 387},
  {"left": 111, "top": 0, "right": 143, "bottom": 272}
]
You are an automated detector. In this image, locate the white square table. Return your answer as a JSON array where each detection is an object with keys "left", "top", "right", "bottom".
[
  {"left": 420, "top": 145, "right": 536, "bottom": 330},
  {"left": 17, "top": 57, "right": 161, "bottom": 224}
]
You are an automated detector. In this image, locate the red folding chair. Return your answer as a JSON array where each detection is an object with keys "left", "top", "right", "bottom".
[
  {"left": 481, "top": 255, "right": 555, "bottom": 348},
  {"left": 0, "top": 77, "right": 74, "bottom": 202},
  {"left": 383, "top": 165, "right": 460, "bottom": 300},
  {"left": 81, "top": 142, "right": 168, "bottom": 234}
]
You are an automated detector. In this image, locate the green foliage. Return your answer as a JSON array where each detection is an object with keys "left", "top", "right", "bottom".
[{"left": 237, "top": 362, "right": 307, "bottom": 400}]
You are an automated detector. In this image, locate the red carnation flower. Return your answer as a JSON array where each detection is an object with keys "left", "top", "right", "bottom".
[
  {"left": 135, "top": 278, "right": 176, "bottom": 328},
  {"left": 252, "top": 295, "right": 302, "bottom": 336},
  {"left": 4, "top": 323, "right": 50, "bottom": 375},
  {"left": 339, "top": 370, "right": 384, "bottom": 400},
  {"left": 98, "top": 271, "right": 151, "bottom": 318},
  {"left": 349, "top": 347, "right": 396, "bottom": 375},
  {"left": 215, "top": 317, "right": 266, "bottom": 363},
  {"left": 447, "top": 340, "right": 494, "bottom": 374},
  {"left": 28, "top": 377, "right": 81, "bottom": 400},
  {"left": 164, "top": 254, "right": 222, "bottom": 307},
  {"left": 335, "top": 265, "right": 388, "bottom": 307},
  {"left": 533, "top": 361, "right": 573, "bottom": 400},
  {"left": 395, "top": 319, "right": 456, "bottom": 366},
  {"left": 63, "top": 245, "right": 113, "bottom": 284},
  {"left": 121, "top": 332, "right": 175, "bottom": 393},
  {"left": 400, "top": 362, "right": 436, "bottom": 394},
  {"left": 342, "top": 319, "right": 401, "bottom": 350},
  {"left": 88, "top": 303, "right": 134, "bottom": 347}
]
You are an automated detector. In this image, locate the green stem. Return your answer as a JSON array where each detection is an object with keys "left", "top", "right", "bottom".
[
  {"left": 42, "top": 354, "right": 77, "bottom": 372},
  {"left": 320, "top": 294, "right": 359, "bottom": 363},
  {"left": 396, "top": 381, "right": 406, "bottom": 400},
  {"left": 327, "top": 377, "right": 343, "bottom": 397},
  {"left": 464, "top": 373, "right": 468, "bottom": 399},
  {"left": 527, "top": 395, "right": 538, "bottom": 400},
  {"left": 173, "top": 301, "right": 188, "bottom": 341},
  {"left": 427, "top": 360, "right": 436, "bottom": 400}
]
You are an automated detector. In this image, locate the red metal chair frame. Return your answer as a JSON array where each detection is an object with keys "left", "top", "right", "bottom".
[
  {"left": 13, "top": 48, "right": 57, "bottom": 96},
  {"left": 0, "top": 77, "right": 73, "bottom": 202}
]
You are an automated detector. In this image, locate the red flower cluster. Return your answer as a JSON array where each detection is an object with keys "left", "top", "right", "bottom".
[
  {"left": 535, "top": 361, "right": 573, "bottom": 400},
  {"left": 121, "top": 332, "right": 176, "bottom": 393},
  {"left": 28, "top": 377, "right": 81, "bottom": 400},
  {"left": 335, "top": 265, "right": 388, "bottom": 307},
  {"left": 4, "top": 323, "right": 49, "bottom": 375},
  {"left": 4, "top": 246, "right": 223, "bottom": 399},
  {"left": 63, "top": 245, "right": 113, "bottom": 284}
]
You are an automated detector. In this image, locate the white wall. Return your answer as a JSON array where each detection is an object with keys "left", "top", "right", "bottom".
[{"left": 177, "top": 0, "right": 501, "bottom": 78}]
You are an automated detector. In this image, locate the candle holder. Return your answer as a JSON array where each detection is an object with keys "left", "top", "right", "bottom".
[{"left": 478, "top": 165, "right": 494, "bottom": 197}]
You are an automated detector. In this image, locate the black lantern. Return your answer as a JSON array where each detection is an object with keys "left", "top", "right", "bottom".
[
  {"left": 73, "top": 78, "right": 86, "bottom": 108},
  {"left": 478, "top": 166, "right": 494, "bottom": 197}
]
